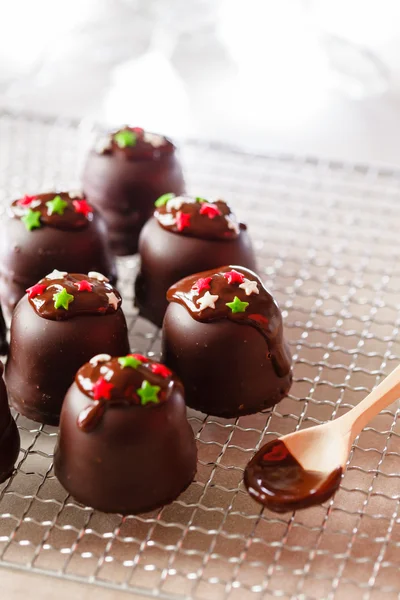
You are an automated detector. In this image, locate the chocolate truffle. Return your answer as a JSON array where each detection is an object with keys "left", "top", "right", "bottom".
[
  {"left": 0, "top": 305, "right": 7, "bottom": 355},
  {"left": 0, "top": 363, "right": 20, "bottom": 482},
  {"left": 163, "top": 266, "right": 292, "bottom": 417},
  {"left": 6, "top": 272, "right": 130, "bottom": 425},
  {"left": 0, "top": 191, "right": 116, "bottom": 317},
  {"left": 82, "top": 127, "right": 185, "bottom": 255},
  {"left": 54, "top": 353, "right": 197, "bottom": 514},
  {"left": 135, "top": 195, "right": 256, "bottom": 327}
]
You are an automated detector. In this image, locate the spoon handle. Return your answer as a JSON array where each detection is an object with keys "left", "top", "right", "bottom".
[{"left": 339, "top": 364, "right": 400, "bottom": 437}]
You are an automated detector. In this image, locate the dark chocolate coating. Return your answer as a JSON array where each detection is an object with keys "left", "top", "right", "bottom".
[
  {"left": 82, "top": 135, "right": 185, "bottom": 256},
  {"left": 0, "top": 363, "right": 20, "bottom": 482},
  {"left": 0, "top": 306, "right": 7, "bottom": 355},
  {"left": 135, "top": 217, "right": 256, "bottom": 327},
  {"left": 54, "top": 356, "right": 197, "bottom": 514},
  {"left": 6, "top": 294, "right": 130, "bottom": 425},
  {"left": 0, "top": 193, "right": 116, "bottom": 317}
]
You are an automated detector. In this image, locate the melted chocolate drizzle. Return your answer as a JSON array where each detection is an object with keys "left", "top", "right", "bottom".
[
  {"left": 11, "top": 192, "right": 92, "bottom": 230},
  {"left": 76, "top": 355, "right": 176, "bottom": 431},
  {"left": 28, "top": 273, "right": 122, "bottom": 321},
  {"left": 154, "top": 196, "right": 241, "bottom": 240},
  {"left": 244, "top": 439, "right": 343, "bottom": 513},
  {"left": 167, "top": 266, "right": 291, "bottom": 378},
  {"left": 96, "top": 127, "right": 174, "bottom": 160}
]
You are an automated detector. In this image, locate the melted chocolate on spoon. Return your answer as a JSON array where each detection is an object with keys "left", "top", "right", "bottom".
[{"left": 244, "top": 439, "right": 343, "bottom": 513}]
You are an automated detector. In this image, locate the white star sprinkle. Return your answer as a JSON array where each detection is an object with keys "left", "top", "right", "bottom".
[
  {"left": 106, "top": 291, "right": 120, "bottom": 310},
  {"left": 90, "top": 354, "right": 111, "bottom": 365},
  {"left": 197, "top": 291, "right": 219, "bottom": 311},
  {"left": 88, "top": 271, "right": 109, "bottom": 282},
  {"left": 166, "top": 196, "right": 185, "bottom": 212},
  {"left": 68, "top": 190, "right": 83, "bottom": 199},
  {"left": 143, "top": 132, "right": 165, "bottom": 148},
  {"left": 46, "top": 269, "right": 67, "bottom": 280},
  {"left": 226, "top": 217, "right": 240, "bottom": 235},
  {"left": 239, "top": 278, "right": 259, "bottom": 296},
  {"left": 95, "top": 136, "right": 112, "bottom": 154}
]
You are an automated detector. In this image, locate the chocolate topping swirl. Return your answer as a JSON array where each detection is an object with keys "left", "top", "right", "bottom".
[
  {"left": 167, "top": 266, "right": 291, "bottom": 378},
  {"left": 95, "top": 127, "right": 174, "bottom": 160},
  {"left": 11, "top": 192, "right": 93, "bottom": 231},
  {"left": 75, "top": 354, "right": 177, "bottom": 431},
  {"left": 27, "top": 272, "right": 122, "bottom": 321},
  {"left": 154, "top": 195, "right": 241, "bottom": 240}
]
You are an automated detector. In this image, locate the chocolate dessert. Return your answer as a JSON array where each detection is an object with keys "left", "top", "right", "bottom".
[
  {"left": 135, "top": 195, "right": 256, "bottom": 327},
  {"left": 162, "top": 266, "right": 292, "bottom": 417},
  {"left": 0, "top": 362, "right": 20, "bottom": 482},
  {"left": 6, "top": 272, "right": 130, "bottom": 425},
  {"left": 54, "top": 353, "right": 197, "bottom": 514},
  {"left": 0, "top": 191, "right": 116, "bottom": 317},
  {"left": 82, "top": 127, "right": 185, "bottom": 255}
]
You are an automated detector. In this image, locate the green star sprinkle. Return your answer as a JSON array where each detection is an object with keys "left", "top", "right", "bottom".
[
  {"left": 22, "top": 209, "right": 41, "bottom": 231},
  {"left": 114, "top": 129, "right": 137, "bottom": 148},
  {"left": 137, "top": 380, "right": 161, "bottom": 405},
  {"left": 195, "top": 196, "right": 207, "bottom": 203},
  {"left": 118, "top": 355, "right": 142, "bottom": 369},
  {"left": 53, "top": 287, "right": 75, "bottom": 310},
  {"left": 155, "top": 192, "right": 175, "bottom": 207},
  {"left": 46, "top": 195, "right": 68, "bottom": 216},
  {"left": 226, "top": 296, "right": 249, "bottom": 314}
]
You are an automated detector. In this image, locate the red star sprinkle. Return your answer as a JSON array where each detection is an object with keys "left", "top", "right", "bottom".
[
  {"left": 74, "top": 280, "right": 93, "bottom": 292},
  {"left": 191, "top": 277, "right": 212, "bottom": 294},
  {"left": 150, "top": 363, "right": 172, "bottom": 378},
  {"left": 199, "top": 203, "right": 222, "bottom": 219},
  {"left": 176, "top": 211, "right": 191, "bottom": 231},
  {"left": 26, "top": 283, "right": 47, "bottom": 299},
  {"left": 18, "top": 195, "right": 37, "bottom": 206},
  {"left": 223, "top": 270, "right": 245, "bottom": 285},
  {"left": 129, "top": 353, "right": 148, "bottom": 363},
  {"left": 92, "top": 377, "right": 114, "bottom": 400},
  {"left": 72, "top": 199, "right": 93, "bottom": 217},
  {"left": 131, "top": 126, "right": 144, "bottom": 135}
]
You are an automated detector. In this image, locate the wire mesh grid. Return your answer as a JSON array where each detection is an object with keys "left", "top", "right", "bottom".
[{"left": 0, "top": 111, "right": 399, "bottom": 600}]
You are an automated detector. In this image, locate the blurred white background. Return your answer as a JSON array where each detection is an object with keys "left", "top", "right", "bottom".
[{"left": 0, "top": 0, "right": 400, "bottom": 164}]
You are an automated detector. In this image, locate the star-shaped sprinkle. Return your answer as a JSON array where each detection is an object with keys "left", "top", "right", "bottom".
[
  {"left": 224, "top": 269, "right": 245, "bottom": 285},
  {"left": 88, "top": 271, "right": 109, "bottom": 282},
  {"left": 166, "top": 196, "right": 185, "bottom": 211},
  {"left": 143, "top": 132, "right": 165, "bottom": 147},
  {"left": 199, "top": 203, "right": 222, "bottom": 219},
  {"left": 130, "top": 353, "right": 148, "bottom": 363},
  {"left": 95, "top": 136, "right": 112, "bottom": 154},
  {"left": 155, "top": 192, "right": 175, "bottom": 208},
  {"left": 176, "top": 211, "right": 191, "bottom": 231},
  {"left": 226, "top": 296, "right": 249, "bottom": 313},
  {"left": 226, "top": 217, "right": 240, "bottom": 235},
  {"left": 239, "top": 278, "right": 259, "bottom": 296},
  {"left": 74, "top": 280, "right": 93, "bottom": 292},
  {"left": 18, "top": 194, "right": 36, "bottom": 206},
  {"left": 197, "top": 291, "right": 219, "bottom": 310},
  {"left": 93, "top": 376, "right": 114, "bottom": 400},
  {"left": 137, "top": 380, "right": 161, "bottom": 405},
  {"left": 106, "top": 291, "right": 120, "bottom": 310},
  {"left": 46, "top": 269, "right": 67, "bottom": 280},
  {"left": 195, "top": 196, "right": 207, "bottom": 203},
  {"left": 114, "top": 129, "right": 137, "bottom": 148},
  {"left": 26, "top": 283, "right": 46, "bottom": 299},
  {"left": 73, "top": 199, "right": 93, "bottom": 217},
  {"left": 90, "top": 354, "right": 111, "bottom": 365},
  {"left": 118, "top": 355, "right": 142, "bottom": 369},
  {"left": 53, "top": 287, "right": 75, "bottom": 310},
  {"left": 46, "top": 195, "right": 68, "bottom": 216},
  {"left": 192, "top": 277, "right": 212, "bottom": 295},
  {"left": 150, "top": 363, "right": 172, "bottom": 378},
  {"left": 22, "top": 209, "right": 41, "bottom": 231}
]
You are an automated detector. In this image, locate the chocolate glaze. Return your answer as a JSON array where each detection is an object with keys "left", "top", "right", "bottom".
[
  {"left": 82, "top": 127, "right": 185, "bottom": 255},
  {"left": 162, "top": 266, "right": 292, "bottom": 417},
  {"left": 135, "top": 197, "right": 256, "bottom": 327},
  {"left": 0, "top": 362, "right": 20, "bottom": 482},
  {"left": 244, "top": 439, "right": 343, "bottom": 513},
  {"left": 54, "top": 354, "right": 197, "bottom": 514},
  {"left": 0, "top": 306, "right": 7, "bottom": 355},
  {"left": 0, "top": 192, "right": 116, "bottom": 317},
  {"left": 6, "top": 273, "right": 130, "bottom": 425}
]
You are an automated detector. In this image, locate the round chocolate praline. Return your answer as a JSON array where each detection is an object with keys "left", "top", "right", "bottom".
[
  {"left": 162, "top": 266, "right": 292, "bottom": 417},
  {"left": 0, "top": 191, "right": 116, "bottom": 317},
  {"left": 135, "top": 194, "right": 256, "bottom": 327},
  {"left": 54, "top": 353, "right": 197, "bottom": 514},
  {"left": 0, "top": 362, "right": 20, "bottom": 482},
  {"left": 6, "top": 272, "right": 130, "bottom": 425},
  {"left": 82, "top": 127, "right": 185, "bottom": 256}
]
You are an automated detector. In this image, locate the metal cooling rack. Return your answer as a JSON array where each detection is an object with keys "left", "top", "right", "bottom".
[{"left": 0, "top": 111, "right": 399, "bottom": 600}]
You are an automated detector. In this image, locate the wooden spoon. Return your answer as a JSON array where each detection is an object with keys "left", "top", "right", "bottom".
[{"left": 244, "top": 364, "right": 400, "bottom": 513}]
